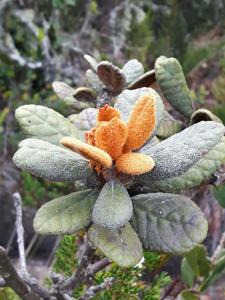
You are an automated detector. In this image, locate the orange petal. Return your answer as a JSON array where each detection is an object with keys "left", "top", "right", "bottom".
[
  {"left": 124, "top": 95, "right": 156, "bottom": 152},
  {"left": 95, "top": 117, "right": 128, "bottom": 160},
  {"left": 115, "top": 152, "right": 155, "bottom": 175},
  {"left": 98, "top": 104, "right": 121, "bottom": 122},
  {"left": 61, "top": 137, "right": 112, "bottom": 169}
]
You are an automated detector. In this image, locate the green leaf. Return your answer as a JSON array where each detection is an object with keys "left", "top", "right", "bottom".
[
  {"left": 88, "top": 223, "right": 143, "bottom": 267},
  {"left": 92, "top": 180, "right": 133, "bottom": 229},
  {"left": 178, "top": 290, "right": 200, "bottom": 300},
  {"left": 138, "top": 121, "right": 225, "bottom": 192},
  {"left": 181, "top": 245, "right": 210, "bottom": 287},
  {"left": 157, "top": 111, "right": 184, "bottom": 139},
  {"left": 213, "top": 185, "right": 225, "bottom": 208},
  {"left": 155, "top": 56, "right": 194, "bottom": 118},
  {"left": 115, "top": 87, "right": 164, "bottom": 141},
  {"left": 131, "top": 193, "right": 208, "bottom": 254},
  {"left": 200, "top": 254, "right": 225, "bottom": 291},
  {"left": 34, "top": 189, "right": 99, "bottom": 234},
  {"left": 97, "top": 61, "right": 126, "bottom": 94},
  {"left": 52, "top": 81, "right": 75, "bottom": 105},
  {"left": 15, "top": 105, "right": 83, "bottom": 145},
  {"left": 127, "top": 70, "right": 156, "bottom": 90},
  {"left": 122, "top": 59, "right": 144, "bottom": 84},
  {"left": 190, "top": 108, "right": 223, "bottom": 125},
  {"left": 13, "top": 139, "right": 91, "bottom": 182},
  {"left": 68, "top": 108, "right": 97, "bottom": 133}
]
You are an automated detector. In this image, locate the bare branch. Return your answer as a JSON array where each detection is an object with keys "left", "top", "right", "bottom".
[
  {"left": 12, "top": 192, "right": 27, "bottom": 274},
  {"left": 0, "top": 246, "right": 41, "bottom": 300},
  {"left": 79, "top": 277, "right": 114, "bottom": 300},
  {"left": 211, "top": 231, "right": 225, "bottom": 263}
]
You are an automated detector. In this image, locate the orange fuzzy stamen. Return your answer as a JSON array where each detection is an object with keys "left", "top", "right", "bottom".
[
  {"left": 94, "top": 117, "right": 128, "bottom": 160},
  {"left": 98, "top": 104, "right": 121, "bottom": 122},
  {"left": 124, "top": 95, "right": 156, "bottom": 152},
  {"left": 115, "top": 152, "right": 155, "bottom": 175},
  {"left": 61, "top": 137, "right": 112, "bottom": 169}
]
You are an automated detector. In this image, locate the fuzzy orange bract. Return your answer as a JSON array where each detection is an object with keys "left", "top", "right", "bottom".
[
  {"left": 98, "top": 104, "right": 121, "bottom": 122},
  {"left": 115, "top": 152, "right": 155, "bottom": 175},
  {"left": 61, "top": 137, "right": 113, "bottom": 169},
  {"left": 94, "top": 117, "right": 128, "bottom": 160},
  {"left": 124, "top": 95, "right": 156, "bottom": 152}
]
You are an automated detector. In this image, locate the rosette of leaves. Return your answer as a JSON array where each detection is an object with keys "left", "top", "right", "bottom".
[{"left": 13, "top": 56, "right": 225, "bottom": 268}]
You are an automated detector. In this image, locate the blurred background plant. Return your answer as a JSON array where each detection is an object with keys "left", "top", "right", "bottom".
[{"left": 1, "top": 0, "right": 225, "bottom": 299}]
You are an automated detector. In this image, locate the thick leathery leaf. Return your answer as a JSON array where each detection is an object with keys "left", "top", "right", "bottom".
[
  {"left": 52, "top": 81, "right": 75, "bottom": 105},
  {"left": 138, "top": 137, "right": 159, "bottom": 154},
  {"left": 15, "top": 105, "right": 82, "bottom": 145},
  {"left": 157, "top": 111, "right": 184, "bottom": 139},
  {"left": 85, "top": 69, "right": 103, "bottom": 93},
  {"left": 146, "top": 136, "right": 225, "bottom": 192},
  {"left": 131, "top": 193, "right": 208, "bottom": 254},
  {"left": 84, "top": 54, "right": 98, "bottom": 71},
  {"left": 73, "top": 87, "right": 96, "bottom": 103},
  {"left": 13, "top": 139, "right": 91, "bottom": 182},
  {"left": 181, "top": 245, "right": 210, "bottom": 287},
  {"left": 122, "top": 59, "right": 144, "bottom": 84},
  {"left": 68, "top": 108, "right": 97, "bottom": 131},
  {"left": 190, "top": 108, "right": 223, "bottom": 124},
  {"left": 92, "top": 180, "right": 133, "bottom": 229},
  {"left": 138, "top": 121, "right": 225, "bottom": 192},
  {"left": 155, "top": 56, "right": 194, "bottom": 118},
  {"left": 115, "top": 87, "right": 164, "bottom": 140},
  {"left": 127, "top": 70, "right": 156, "bottom": 90},
  {"left": 34, "top": 189, "right": 99, "bottom": 234},
  {"left": 88, "top": 223, "right": 143, "bottom": 267},
  {"left": 97, "top": 61, "right": 126, "bottom": 94}
]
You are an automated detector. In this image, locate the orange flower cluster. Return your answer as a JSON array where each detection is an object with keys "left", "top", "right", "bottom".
[{"left": 61, "top": 95, "right": 156, "bottom": 176}]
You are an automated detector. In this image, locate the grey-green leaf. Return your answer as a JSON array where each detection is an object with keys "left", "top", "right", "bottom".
[
  {"left": 138, "top": 121, "right": 225, "bottom": 192},
  {"left": 122, "top": 59, "right": 144, "bottom": 84},
  {"left": 13, "top": 139, "right": 91, "bottom": 182},
  {"left": 34, "top": 189, "right": 99, "bottom": 234},
  {"left": 92, "top": 180, "right": 133, "bottom": 229},
  {"left": 115, "top": 87, "right": 164, "bottom": 141},
  {"left": 155, "top": 56, "right": 194, "bottom": 118},
  {"left": 52, "top": 81, "right": 76, "bottom": 105},
  {"left": 15, "top": 105, "right": 82, "bottom": 145},
  {"left": 131, "top": 193, "right": 208, "bottom": 254},
  {"left": 127, "top": 70, "right": 156, "bottom": 90},
  {"left": 97, "top": 61, "right": 126, "bottom": 94},
  {"left": 68, "top": 108, "right": 97, "bottom": 131},
  {"left": 190, "top": 108, "right": 223, "bottom": 125},
  {"left": 85, "top": 69, "right": 103, "bottom": 93},
  {"left": 157, "top": 111, "right": 184, "bottom": 139},
  {"left": 88, "top": 223, "right": 143, "bottom": 267},
  {"left": 73, "top": 87, "right": 96, "bottom": 103},
  {"left": 84, "top": 54, "right": 98, "bottom": 71}
]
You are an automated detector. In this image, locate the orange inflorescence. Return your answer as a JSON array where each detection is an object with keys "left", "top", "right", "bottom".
[{"left": 61, "top": 94, "right": 156, "bottom": 176}]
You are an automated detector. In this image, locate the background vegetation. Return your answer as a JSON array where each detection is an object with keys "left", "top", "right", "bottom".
[{"left": 1, "top": 0, "right": 225, "bottom": 299}]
